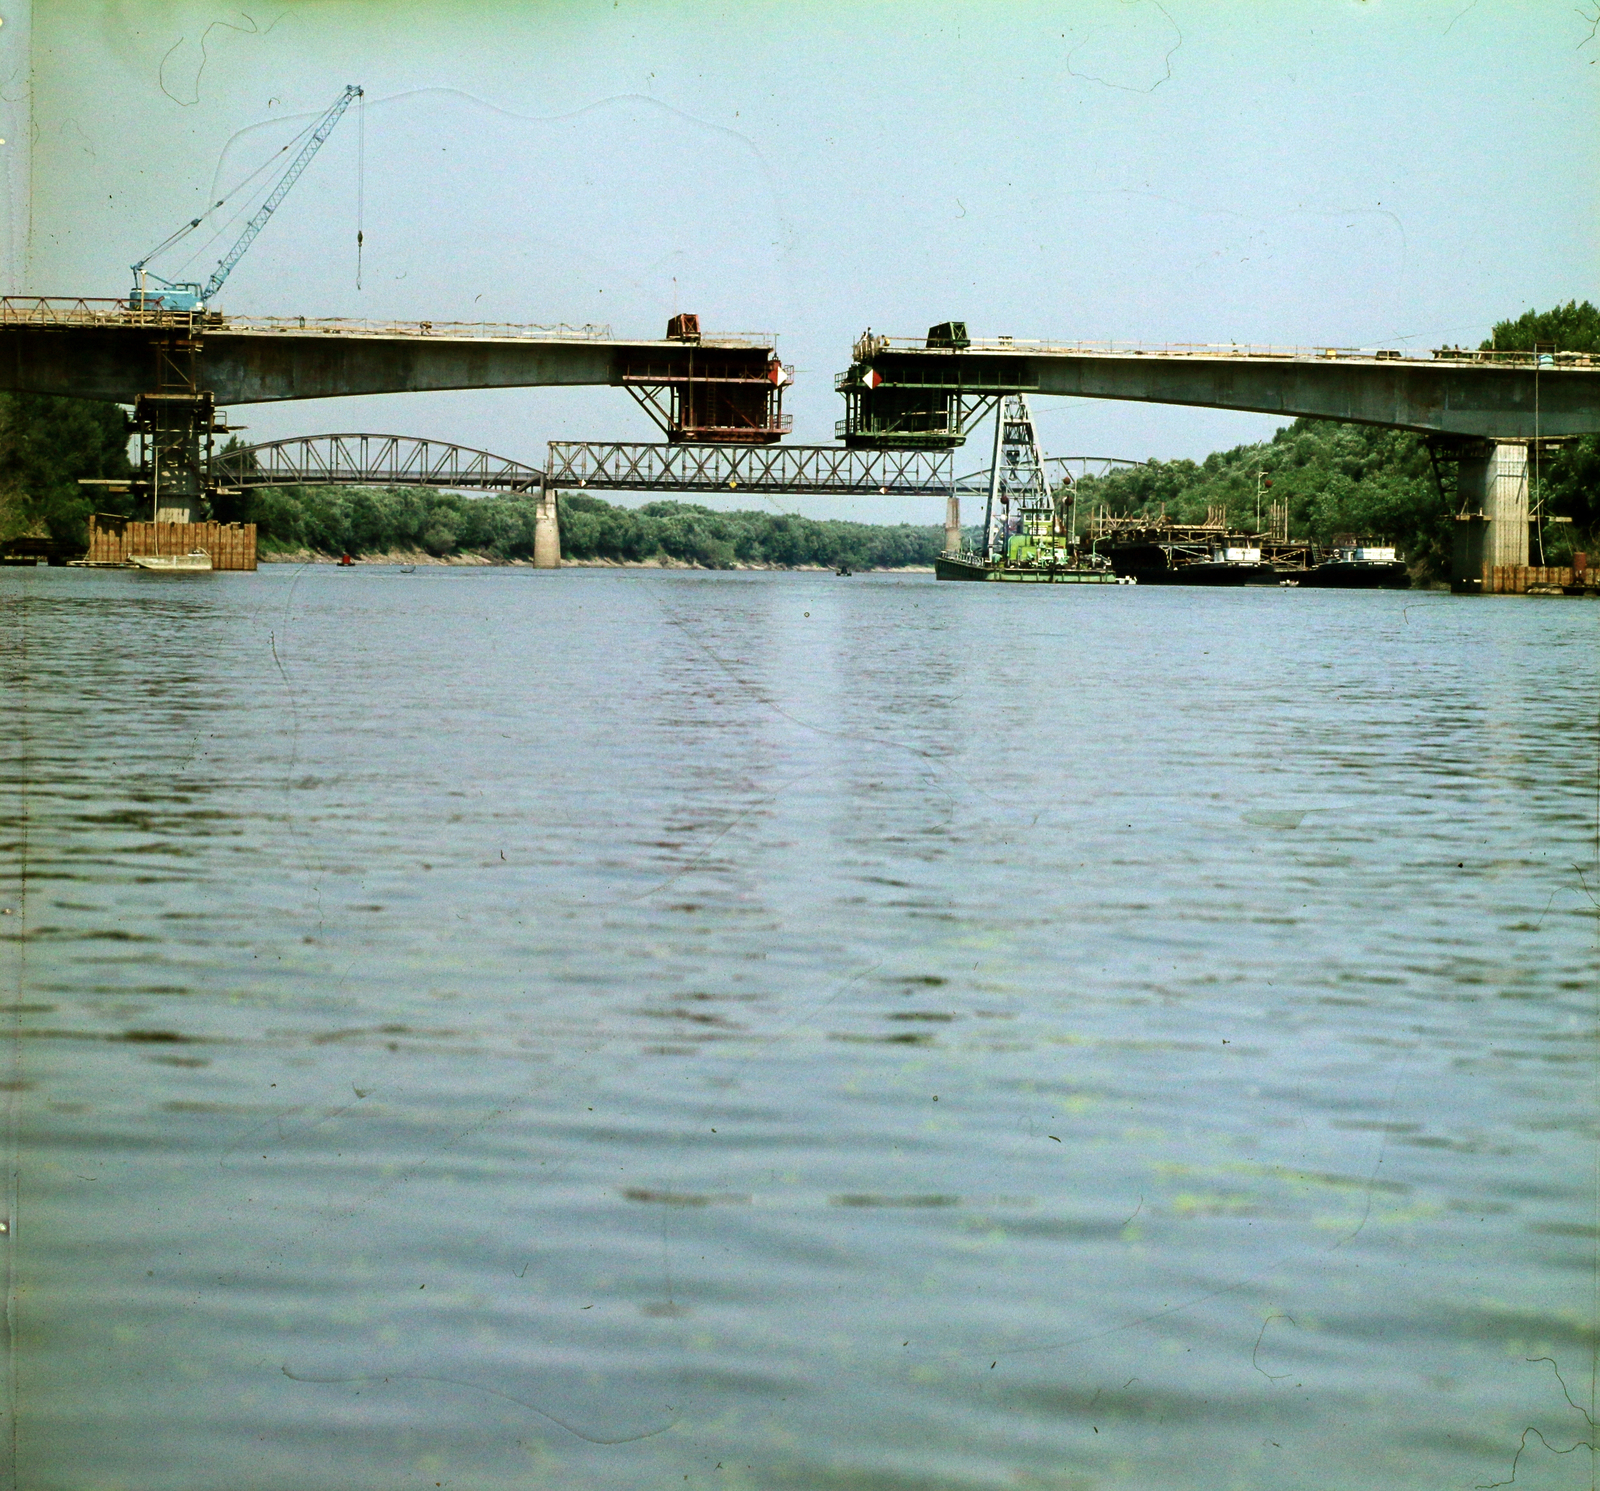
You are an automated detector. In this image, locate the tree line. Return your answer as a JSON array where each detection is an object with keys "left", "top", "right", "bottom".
[
  {"left": 231, "top": 484, "right": 946, "bottom": 568},
  {"left": 1072, "top": 300, "right": 1599, "bottom": 577}
]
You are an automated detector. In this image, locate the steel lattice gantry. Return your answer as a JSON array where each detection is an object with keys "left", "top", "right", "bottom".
[
  {"left": 544, "top": 442, "right": 954, "bottom": 494},
  {"left": 216, "top": 434, "right": 544, "bottom": 491}
]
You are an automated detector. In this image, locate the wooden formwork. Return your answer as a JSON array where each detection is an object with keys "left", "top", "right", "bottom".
[
  {"left": 84, "top": 516, "right": 257, "bottom": 571},
  {"left": 1486, "top": 563, "right": 1586, "bottom": 594}
]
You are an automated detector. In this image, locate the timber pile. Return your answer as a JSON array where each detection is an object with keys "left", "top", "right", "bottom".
[
  {"left": 1486, "top": 558, "right": 1590, "bottom": 594},
  {"left": 84, "top": 516, "right": 257, "bottom": 571}
]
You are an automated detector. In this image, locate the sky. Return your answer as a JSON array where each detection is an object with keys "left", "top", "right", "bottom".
[{"left": 6, "top": 0, "right": 1598, "bottom": 523}]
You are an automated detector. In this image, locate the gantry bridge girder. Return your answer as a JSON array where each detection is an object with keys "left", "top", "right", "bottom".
[{"left": 0, "top": 300, "right": 789, "bottom": 413}]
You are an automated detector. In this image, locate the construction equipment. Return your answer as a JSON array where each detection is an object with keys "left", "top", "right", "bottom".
[{"left": 128, "top": 84, "right": 362, "bottom": 313}]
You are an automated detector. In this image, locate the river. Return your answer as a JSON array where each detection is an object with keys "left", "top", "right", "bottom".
[{"left": 3, "top": 564, "right": 1596, "bottom": 1490}]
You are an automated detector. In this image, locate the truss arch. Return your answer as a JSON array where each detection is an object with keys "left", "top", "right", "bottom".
[{"left": 215, "top": 434, "right": 544, "bottom": 493}]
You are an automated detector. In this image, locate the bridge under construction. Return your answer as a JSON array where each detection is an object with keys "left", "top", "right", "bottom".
[
  {"left": 10, "top": 75, "right": 1592, "bottom": 585},
  {"left": 3, "top": 298, "right": 1598, "bottom": 587}
]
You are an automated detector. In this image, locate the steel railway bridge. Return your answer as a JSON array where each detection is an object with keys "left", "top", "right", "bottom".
[{"left": 216, "top": 434, "right": 961, "bottom": 497}]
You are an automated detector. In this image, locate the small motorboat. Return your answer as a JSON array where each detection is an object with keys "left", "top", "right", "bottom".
[{"left": 128, "top": 549, "right": 212, "bottom": 572}]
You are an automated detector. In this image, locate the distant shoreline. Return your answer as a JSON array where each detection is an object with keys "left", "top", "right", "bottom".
[{"left": 259, "top": 548, "right": 933, "bottom": 572}]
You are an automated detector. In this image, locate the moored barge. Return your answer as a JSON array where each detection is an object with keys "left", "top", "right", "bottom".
[{"left": 935, "top": 551, "right": 1131, "bottom": 582}]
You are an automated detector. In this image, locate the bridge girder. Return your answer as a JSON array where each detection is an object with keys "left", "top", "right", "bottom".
[
  {"left": 840, "top": 342, "right": 1600, "bottom": 443},
  {"left": 0, "top": 306, "right": 778, "bottom": 407},
  {"left": 217, "top": 435, "right": 959, "bottom": 497},
  {"left": 6, "top": 301, "right": 1598, "bottom": 443}
]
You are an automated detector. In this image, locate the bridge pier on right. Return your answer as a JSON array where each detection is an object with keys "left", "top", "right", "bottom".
[
  {"left": 1451, "top": 440, "right": 1529, "bottom": 594},
  {"left": 533, "top": 482, "right": 561, "bottom": 569}
]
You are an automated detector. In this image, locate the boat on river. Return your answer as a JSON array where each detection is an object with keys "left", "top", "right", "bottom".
[
  {"left": 127, "top": 550, "right": 213, "bottom": 572},
  {"left": 1297, "top": 544, "right": 1410, "bottom": 589},
  {"left": 1100, "top": 540, "right": 1277, "bottom": 586}
]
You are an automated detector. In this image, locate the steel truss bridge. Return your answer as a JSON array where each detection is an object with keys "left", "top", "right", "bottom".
[
  {"left": 216, "top": 434, "right": 544, "bottom": 492},
  {"left": 545, "top": 441, "right": 952, "bottom": 494},
  {"left": 215, "top": 435, "right": 963, "bottom": 497}
]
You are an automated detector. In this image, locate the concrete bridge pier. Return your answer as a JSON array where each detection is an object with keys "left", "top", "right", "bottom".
[
  {"left": 945, "top": 495, "right": 961, "bottom": 554},
  {"left": 1451, "top": 441, "right": 1530, "bottom": 592},
  {"left": 1461, "top": 442, "right": 1529, "bottom": 569},
  {"left": 533, "top": 482, "right": 561, "bottom": 569}
]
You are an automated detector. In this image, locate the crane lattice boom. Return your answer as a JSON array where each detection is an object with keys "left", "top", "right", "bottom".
[{"left": 129, "top": 84, "right": 362, "bottom": 314}]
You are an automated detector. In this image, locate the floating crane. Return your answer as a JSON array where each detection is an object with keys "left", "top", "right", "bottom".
[{"left": 128, "top": 84, "right": 362, "bottom": 313}]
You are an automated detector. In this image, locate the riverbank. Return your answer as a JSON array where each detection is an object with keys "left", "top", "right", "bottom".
[
  {"left": 227, "top": 488, "right": 947, "bottom": 570},
  {"left": 259, "top": 547, "right": 933, "bottom": 571}
]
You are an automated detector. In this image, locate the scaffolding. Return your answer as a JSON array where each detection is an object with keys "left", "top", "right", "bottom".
[{"left": 621, "top": 314, "right": 793, "bottom": 444}]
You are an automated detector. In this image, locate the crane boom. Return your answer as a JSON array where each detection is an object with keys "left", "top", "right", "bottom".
[{"left": 129, "top": 84, "right": 362, "bottom": 313}]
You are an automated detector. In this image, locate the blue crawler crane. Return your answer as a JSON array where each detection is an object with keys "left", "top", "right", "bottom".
[{"left": 128, "top": 84, "right": 362, "bottom": 314}]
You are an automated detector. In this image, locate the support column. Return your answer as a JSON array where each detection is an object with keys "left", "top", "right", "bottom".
[
  {"left": 134, "top": 318, "right": 216, "bottom": 525},
  {"left": 533, "top": 482, "right": 561, "bottom": 569},
  {"left": 1457, "top": 441, "right": 1529, "bottom": 581},
  {"left": 944, "top": 494, "right": 961, "bottom": 555}
]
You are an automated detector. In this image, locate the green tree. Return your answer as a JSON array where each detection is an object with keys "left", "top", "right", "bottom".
[
  {"left": 0, "top": 394, "right": 134, "bottom": 547},
  {"left": 1482, "top": 299, "right": 1600, "bottom": 354},
  {"left": 1483, "top": 300, "right": 1600, "bottom": 556}
]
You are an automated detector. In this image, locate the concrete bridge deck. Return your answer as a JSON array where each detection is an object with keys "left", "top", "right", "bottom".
[
  {"left": 842, "top": 333, "right": 1600, "bottom": 441},
  {"left": 0, "top": 299, "right": 782, "bottom": 406},
  {"left": 5, "top": 300, "right": 1598, "bottom": 442}
]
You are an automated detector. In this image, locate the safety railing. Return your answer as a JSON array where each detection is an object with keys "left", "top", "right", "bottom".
[
  {"left": 0, "top": 297, "right": 777, "bottom": 349},
  {"left": 848, "top": 331, "right": 1599, "bottom": 367}
]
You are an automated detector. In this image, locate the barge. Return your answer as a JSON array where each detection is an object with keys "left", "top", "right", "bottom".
[
  {"left": 935, "top": 551, "right": 1130, "bottom": 582},
  {"left": 1295, "top": 544, "right": 1410, "bottom": 589}
]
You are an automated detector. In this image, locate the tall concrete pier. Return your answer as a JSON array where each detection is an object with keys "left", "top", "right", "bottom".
[
  {"left": 1459, "top": 442, "right": 1530, "bottom": 571},
  {"left": 533, "top": 483, "right": 561, "bottom": 569}
]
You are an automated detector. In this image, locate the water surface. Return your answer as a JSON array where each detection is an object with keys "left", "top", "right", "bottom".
[{"left": 3, "top": 565, "right": 1596, "bottom": 1490}]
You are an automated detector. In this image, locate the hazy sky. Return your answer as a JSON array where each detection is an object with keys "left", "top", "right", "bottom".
[{"left": 8, "top": 0, "right": 1598, "bottom": 521}]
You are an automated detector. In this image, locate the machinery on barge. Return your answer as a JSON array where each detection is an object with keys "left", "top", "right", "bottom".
[{"left": 932, "top": 391, "right": 1130, "bottom": 583}]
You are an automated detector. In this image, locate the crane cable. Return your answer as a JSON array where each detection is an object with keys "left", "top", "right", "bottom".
[
  {"left": 166, "top": 111, "right": 328, "bottom": 279},
  {"left": 356, "top": 87, "right": 365, "bottom": 291}
]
